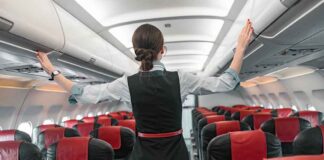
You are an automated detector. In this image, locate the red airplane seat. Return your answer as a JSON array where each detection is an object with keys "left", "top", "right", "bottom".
[
  {"left": 207, "top": 130, "right": 281, "bottom": 160},
  {"left": 271, "top": 108, "right": 294, "bottom": 118},
  {"left": 0, "top": 141, "right": 42, "bottom": 160},
  {"left": 261, "top": 117, "right": 311, "bottom": 155},
  {"left": 90, "top": 126, "right": 135, "bottom": 159},
  {"left": 32, "top": 124, "right": 61, "bottom": 144},
  {"left": 73, "top": 123, "right": 101, "bottom": 137},
  {"left": 0, "top": 130, "right": 31, "bottom": 143},
  {"left": 242, "top": 113, "right": 273, "bottom": 130},
  {"left": 231, "top": 110, "right": 257, "bottom": 121},
  {"left": 117, "top": 119, "right": 136, "bottom": 132},
  {"left": 291, "top": 111, "right": 323, "bottom": 127},
  {"left": 293, "top": 125, "right": 324, "bottom": 155},
  {"left": 201, "top": 121, "right": 251, "bottom": 160},
  {"left": 46, "top": 137, "right": 114, "bottom": 160},
  {"left": 107, "top": 112, "right": 124, "bottom": 120},
  {"left": 96, "top": 115, "right": 118, "bottom": 126},
  {"left": 260, "top": 109, "right": 274, "bottom": 113},
  {"left": 63, "top": 119, "right": 83, "bottom": 128},
  {"left": 37, "top": 128, "right": 80, "bottom": 158}
]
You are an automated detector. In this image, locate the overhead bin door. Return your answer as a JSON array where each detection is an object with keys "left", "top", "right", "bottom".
[{"left": 0, "top": 0, "right": 64, "bottom": 50}]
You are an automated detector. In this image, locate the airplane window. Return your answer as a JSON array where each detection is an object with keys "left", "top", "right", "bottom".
[
  {"left": 97, "top": 112, "right": 102, "bottom": 116},
  {"left": 291, "top": 105, "right": 298, "bottom": 111},
  {"left": 76, "top": 114, "right": 83, "bottom": 120},
  {"left": 307, "top": 105, "right": 317, "bottom": 111},
  {"left": 43, "top": 119, "right": 55, "bottom": 125},
  {"left": 61, "top": 116, "right": 70, "bottom": 123},
  {"left": 88, "top": 112, "right": 94, "bottom": 117},
  {"left": 17, "top": 121, "right": 33, "bottom": 136}
]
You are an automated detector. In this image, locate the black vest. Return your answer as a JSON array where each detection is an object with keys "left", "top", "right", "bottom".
[{"left": 128, "top": 70, "right": 182, "bottom": 133}]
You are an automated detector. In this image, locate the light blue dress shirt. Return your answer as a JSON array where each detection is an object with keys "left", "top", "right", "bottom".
[{"left": 70, "top": 61, "right": 240, "bottom": 104}]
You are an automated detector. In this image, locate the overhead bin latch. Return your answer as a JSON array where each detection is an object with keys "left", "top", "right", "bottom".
[{"left": 0, "top": 17, "right": 13, "bottom": 31}]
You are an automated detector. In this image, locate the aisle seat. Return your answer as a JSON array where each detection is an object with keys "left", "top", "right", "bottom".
[
  {"left": 271, "top": 108, "right": 294, "bottom": 118},
  {"left": 242, "top": 113, "right": 273, "bottom": 130},
  {"left": 0, "top": 130, "right": 32, "bottom": 142},
  {"left": 201, "top": 121, "right": 250, "bottom": 160},
  {"left": 32, "top": 124, "right": 61, "bottom": 143},
  {"left": 47, "top": 137, "right": 114, "bottom": 160},
  {"left": 291, "top": 111, "right": 324, "bottom": 127},
  {"left": 117, "top": 119, "right": 136, "bottom": 132},
  {"left": 207, "top": 130, "right": 282, "bottom": 160},
  {"left": 82, "top": 117, "right": 96, "bottom": 123},
  {"left": 261, "top": 117, "right": 311, "bottom": 155},
  {"left": 90, "top": 126, "right": 135, "bottom": 159},
  {"left": 73, "top": 123, "right": 101, "bottom": 137},
  {"left": 63, "top": 119, "right": 83, "bottom": 128}
]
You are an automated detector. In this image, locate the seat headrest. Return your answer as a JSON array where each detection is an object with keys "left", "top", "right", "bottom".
[
  {"left": 215, "top": 121, "right": 242, "bottom": 136},
  {"left": 260, "top": 109, "right": 273, "bottom": 113},
  {"left": 64, "top": 119, "right": 83, "bottom": 128},
  {"left": 231, "top": 110, "right": 256, "bottom": 121},
  {"left": 272, "top": 108, "right": 293, "bottom": 118},
  {"left": 0, "top": 130, "right": 31, "bottom": 143},
  {"left": 90, "top": 126, "right": 135, "bottom": 159},
  {"left": 261, "top": 117, "right": 311, "bottom": 143},
  {"left": 47, "top": 137, "right": 114, "bottom": 160},
  {"left": 294, "top": 111, "right": 323, "bottom": 127},
  {"left": 0, "top": 141, "right": 42, "bottom": 160},
  {"left": 38, "top": 128, "right": 80, "bottom": 151},
  {"left": 117, "top": 120, "right": 136, "bottom": 132},
  {"left": 82, "top": 117, "right": 96, "bottom": 123},
  {"left": 205, "top": 115, "right": 225, "bottom": 123},
  {"left": 96, "top": 116, "right": 115, "bottom": 126},
  {"left": 33, "top": 124, "right": 61, "bottom": 143},
  {"left": 73, "top": 123, "right": 101, "bottom": 137},
  {"left": 207, "top": 130, "right": 282, "bottom": 160},
  {"left": 293, "top": 126, "right": 324, "bottom": 155},
  {"left": 108, "top": 112, "right": 124, "bottom": 120},
  {"left": 254, "top": 113, "right": 273, "bottom": 130}
]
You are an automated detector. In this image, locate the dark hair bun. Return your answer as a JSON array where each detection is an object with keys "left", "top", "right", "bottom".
[{"left": 134, "top": 48, "right": 157, "bottom": 71}]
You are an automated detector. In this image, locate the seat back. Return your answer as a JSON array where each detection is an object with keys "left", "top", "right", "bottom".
[
  {"left": 242, "top": 113, "right": 273, "bottom": 130},
  {"left": 201, "top": 121, "right": 250, "bottom": 160},
  {"left": 0, "top": 130, "right": 31, "bottom": 142},
  {"left": 117, "top": 119, "right": 136, "bottom": 132},
  {"left": 63, "top": 119, "right": 83, "bottom": 128},
  {"left": 272, "top": 108, "right": 293, "bottom": 118},
  {"left": 73, "top": 123, "right": 101, "bottom": 137},
  {"left": 293, "top": 125, "right": 324, "bottom": 155},
  {"left": 47, "top": 137, "right": 114, "bottom": 160},
  {"left": 90, "top": 126, "right": 135, "bottom": 159},
  {"left": 292, "top": 111, "right": 323, "bottom": 127},
  {"left": 37, "top": 128, "right": 80, "bottom": 157},
  {"left": 0, "top": 141, "right": 42, "bottom": 160},
  {"left": 33, "top": 124, "right": 61, "bottom": 143},
  {"left": 96, "top": 115, "right": 118, "bottom": 126},
  {"left": 261, "top": 117, "right": 311, "bottom": 155},
  {"left": 207, "top": 130, "right": 281, "bottom": 160},
  {"left": 108, "top": 112, "right": 124, "bottom": 120},
  {"left": 82, "top": 117, "right": 96, "bottom": 123},
  {"left": 231, "top": 110, "right": 257, "bottom": 121}
]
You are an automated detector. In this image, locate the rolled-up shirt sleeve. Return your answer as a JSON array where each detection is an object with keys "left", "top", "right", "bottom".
[
  {"left": 69, "top": 75, "right": 130, "bottom": 104},
  {"left": 179, "top": 68, "right": 240, "bottom": 97}
]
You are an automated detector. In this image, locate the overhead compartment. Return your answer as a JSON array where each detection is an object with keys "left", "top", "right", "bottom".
[
  {"left": 0, "top": 0, "right": 64, "bottom": 50},
  {"left": 53, "top": 3, "right": 138, "bottom": 76}
]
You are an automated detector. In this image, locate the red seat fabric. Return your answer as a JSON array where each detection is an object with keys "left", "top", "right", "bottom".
[
  {"left": 275, "top": 118, "right": 300, "bottom": 142},
  {"left": 33, "top": 124, "right": 61, "bottom": 143},
  {"left": 96, "top": 116, "right": 112, "bottom": 126},
  {"left": 260, "top": 109, "right": 273, "bottom": 113},
  {"left": 108, "top": 112, "right": 124, "bottom": 120},
  {"left": 73, "top": 123, "right": 101, "bottom": 137},
  {"left": 206, "top": 115, "right": 225, "bottom": 123},
  {"left": 118, "top": 120, "right": 136, "bottom": 132},
  {"left": 231, "top": 130, "right": 267, "bottom": 160},
  {"left": 266, "top": 155, "right": 324, "bottom": 160},
  {"left": 253, "top": 113, "right": 273, "bottom": 129},
  {"left": 293, "top": 111, "right": 323, "bottom": 127},
  {"left": 216, "top": 121, "right": 241, "bottom": 136},
  {"left": 46, "top": 137, "right": 114, "bottom": 160},
  {"left": 274, "top": 108, "right": 293, "bottom": 118},
  {"left": 0, "top": 141, "right": 20, "bottom": 159},
  {"left": 64, "top": 119, "right": 82, "bottom": 128}
]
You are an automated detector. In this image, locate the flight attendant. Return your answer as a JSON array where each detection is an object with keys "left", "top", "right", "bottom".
[{"left": 36, "top": 20, "right": 253, "bottom": 160}]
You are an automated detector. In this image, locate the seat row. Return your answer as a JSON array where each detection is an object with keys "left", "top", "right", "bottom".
[
  {"left": 192, "top": 105, "right": 324, "bottom": 160},
  {"left": 0, "top": 111, "right": 135, "bottom": 160}
]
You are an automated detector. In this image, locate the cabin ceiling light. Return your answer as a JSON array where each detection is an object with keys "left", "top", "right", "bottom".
[{"left": 75, "top": 0, "right": 234, "bottom": 26}]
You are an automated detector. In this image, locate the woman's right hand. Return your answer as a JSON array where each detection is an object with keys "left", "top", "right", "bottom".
[
  {"left": 36, "top": 51, "right": 56, "bottom": 75},
  {"left": 236, "top": 19, "right": 253, "bottom": 53}
]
